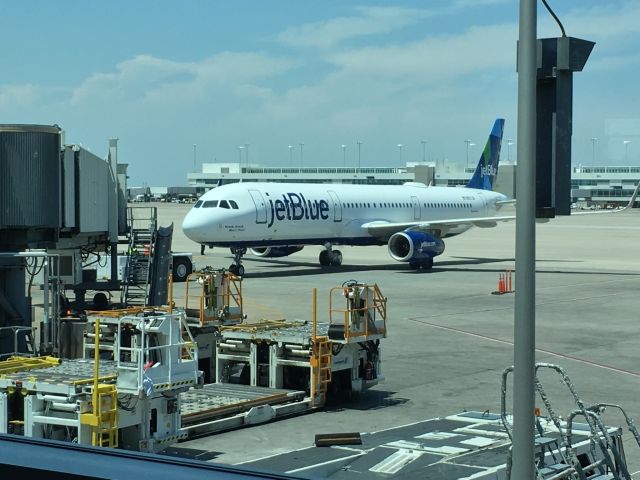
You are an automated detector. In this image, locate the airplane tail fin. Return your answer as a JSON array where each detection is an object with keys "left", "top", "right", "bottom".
[{"left": 466, "top": 118, "right": 505, "bottom": 191}]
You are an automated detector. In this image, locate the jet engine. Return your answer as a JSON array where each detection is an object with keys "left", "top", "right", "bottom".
[
  {"left": 387, "top": 231, "right": 445, "bottom": 262},
  {"left": 249, "top": 246, "right": 304, "bottom": 258}
]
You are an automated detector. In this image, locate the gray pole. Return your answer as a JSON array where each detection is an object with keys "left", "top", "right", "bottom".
[
  {"left": 193, "top": 144, "right": 197, "bottom": 170},
  {"left": 357, "top": 141, "right": 362, "bottom": 170},
  {"left": 299, "top": 142, "right": 304, "bottom": 168},
  {"left": 512, "top": 0, "right": 537, "bottom": 478},
  {"left": 245, "top": 143, "right": 250, "bottom": 168}
]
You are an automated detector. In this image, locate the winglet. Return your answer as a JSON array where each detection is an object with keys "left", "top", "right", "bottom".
[{"left": 466, "top": 118, "right": 505, "bottom": 191}]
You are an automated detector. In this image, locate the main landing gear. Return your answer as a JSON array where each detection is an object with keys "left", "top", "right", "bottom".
[
  {"left": 229, "top": 247, "right": 246, "bottom": 276},
  {"left": 319, "top": 244, "right": 343, "bottom": 267},
  {"left": 409, "top": 258, "right": 433, "bottom": 271}
]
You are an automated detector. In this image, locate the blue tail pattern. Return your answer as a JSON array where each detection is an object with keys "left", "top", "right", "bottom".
[{"left": 466, "top": 118, "right": 505, "bottom": 191}]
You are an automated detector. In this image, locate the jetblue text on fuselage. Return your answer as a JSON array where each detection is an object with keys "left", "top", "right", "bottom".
[{"left": 266, "top": 193, "right": 329, "bottom": 228}]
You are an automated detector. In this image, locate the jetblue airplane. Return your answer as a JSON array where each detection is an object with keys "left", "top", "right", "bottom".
[{"left": 182, "top": 119, "right": 513, "bottom": 275}]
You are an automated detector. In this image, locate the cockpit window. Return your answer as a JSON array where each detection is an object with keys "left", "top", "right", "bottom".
[
  {"left": 194, "top": 200, "right": 203, "bottom": 208},
  {"left": 219, "top": 200, "right": 230, "bottom": 209},
  {"left": 203, "top": 200, "right": 218, "bottom": 208},
  {"left": 229, "top": 200, "right": 239, "bottom": 209}
]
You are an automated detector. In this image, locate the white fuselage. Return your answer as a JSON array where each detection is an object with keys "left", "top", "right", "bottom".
[{"left": 182, "top": 182, "right": 507, "bottom": 247}]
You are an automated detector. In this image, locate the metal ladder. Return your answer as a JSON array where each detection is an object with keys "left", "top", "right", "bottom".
[
  {"left": 81, "top": 383, "right": 118, "bottom": 448},
  {"left": 500, "top": 363, "right": 634, "bottom": 480},
  {"left": 121, "top": 207, "right": 158, "bottom": 307},
  {"left": 311, "top": 336, "right": 332, "bottom": 405}
]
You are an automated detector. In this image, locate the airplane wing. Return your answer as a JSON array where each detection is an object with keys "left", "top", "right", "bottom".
[
  {"left": 495, "top": 199, "right": 516, "bottom": 209},
  {"left": 361, "top": 215, "right": 515, "bottom": 239}
]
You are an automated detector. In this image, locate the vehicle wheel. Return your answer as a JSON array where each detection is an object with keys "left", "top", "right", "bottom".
[
  {"left": 229, "top": 264, "right": 237, "bottom": 275},
  {"left": 330, "top": 250, "right": 343, "bottom": 266},
  {"left": 319, "top": 250, "right": 330, "bottom": 266},
  {"left": 172, "top": 257, "right": 192, "bottom": 282},
  {"left": 409, "top": 261, "right": 420, "bottom": 270},
  {"left": 236, "top": 264, "right": 245, "bottom": 276},
  {"left": 421, "top": 258, "right": 434, "bottom": 270}
]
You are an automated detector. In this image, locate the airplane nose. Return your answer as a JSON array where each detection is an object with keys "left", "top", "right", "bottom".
[{"left": 182, "top": 209, "right": 209, "bottom": 243}]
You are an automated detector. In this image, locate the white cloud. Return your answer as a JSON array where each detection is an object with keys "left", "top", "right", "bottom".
[
  {"left": 0, "top": 84, "right": 41, "bottom": 108},
  {"left": 277, "top": 6, "right": 436, "bottom": 50}
]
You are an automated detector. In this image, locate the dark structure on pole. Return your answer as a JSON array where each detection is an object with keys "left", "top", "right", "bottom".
[{"left": 535, "top": 36, "right": 594, "bottom": 217}]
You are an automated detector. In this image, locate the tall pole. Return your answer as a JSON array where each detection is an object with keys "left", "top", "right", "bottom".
[
  {"left": 590, "top": 138, "right": 597, "bottom": 164},
  {"left": 341, "top": 145, "right": 346, "bottom": 167},
  {"left": 245, "top": 143, "right": 250, "bottom": 168},
  {"left": 357, "top": 140, "right": 363, "bottom": 170},
  {"left": 464, "top": 140, "right": 475, "bottom": 169},
  {"left": 299, "top": 142, "right": 304, "bottom": 168},
  {"left": 397, "top": 144, "right": 403, "bottom": 166},
  {"left": 193, "top": 144, "right": 197, "bottom": 170},
  {"left": 508, "top": 139, "right": 514, "bottom": 162},
  {"left": 421, "top": 140, "right": 427, "bottom": 162},
  {"left": 288, "top": 145, "right": 293, "bottom": 166},
  {"left": 624, "top": 140, "right": 631, "bottom": 162},
  {"left": 512, "top": 0, "right": 537, "bottom": 478},
  {"left": 238, "top": 146, "right": 244, "bottom": 165}
]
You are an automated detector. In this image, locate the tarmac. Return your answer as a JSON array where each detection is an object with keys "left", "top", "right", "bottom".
[{"left": 154, "top": 202, "right": 640, "bottom": 475}]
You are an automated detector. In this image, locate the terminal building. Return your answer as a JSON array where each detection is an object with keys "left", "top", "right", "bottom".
[{"left": 186, "top": 162, "right": 639, "bottom": 207}]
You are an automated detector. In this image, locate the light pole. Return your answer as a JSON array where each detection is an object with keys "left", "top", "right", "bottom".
[
  {"left": 397, "top": 144, "right": 403, "bottom": 166},
  {"left": 589, "top": 138, "right": 597, "bottom": 164},
  {"left": 238, "top": 145, "right": 244, "bottom": 165},
  {"left": 193, "top": 144, "right": 197, "bottom": 170},
  {"left": 624, "top": 140, "right": 631, "bottom": 163},
  {"left": 341, "top": 145, "right": 346, "bottom": 167},
  {"left": 464, "top": 140, "right": 475, "bottom": 169},
  {"left": 299, "top": 142, "right": 304, "bottom": 168},
  {"left": 421, "top": 139, "right": 427, "bottom": 162},
  {"left": 288, "top": 145, "right": 293, "bottom": 166},
  {"left": 245, "top": 143, "right": 250, "bottom": 168},
  {"left": 507, "top": 139, "right": 514, "bottom": 162},
  {"left": 357, "top": 140, "right": 363, "bottom": 170}
]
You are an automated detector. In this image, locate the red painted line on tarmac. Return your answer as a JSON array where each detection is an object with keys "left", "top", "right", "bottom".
[{"left": 411, "top": 319, "right": 640, "bottom": 379}]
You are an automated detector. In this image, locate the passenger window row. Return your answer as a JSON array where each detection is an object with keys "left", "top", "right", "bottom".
[{"left": 342, "top": 202, "right": 472, "bottom": 209}]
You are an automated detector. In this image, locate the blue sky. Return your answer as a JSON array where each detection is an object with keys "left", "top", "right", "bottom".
[{"left": 2, "top": 1, "right": 639, "bottom": 186}]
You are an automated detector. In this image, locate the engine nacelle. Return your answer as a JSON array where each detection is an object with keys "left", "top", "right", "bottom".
[
  {"left": 387, "top": 231, "right": 445, "bottom": 262},
  {"left": 249, "top": 246, "right": 304, "bottom": 258}
]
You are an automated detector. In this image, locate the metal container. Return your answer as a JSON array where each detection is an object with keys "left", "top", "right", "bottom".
[{"left": 0, "top": 124, "right": 62, "bottom": 228}]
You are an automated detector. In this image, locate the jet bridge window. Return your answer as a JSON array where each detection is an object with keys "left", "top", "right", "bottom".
[
  {"left": 229, "top": 200, "right": 239, "bottom": 209},
  {"left": 219, "top": 200, "right": 230, "bottom": 209},
  {"left": 203, "top": 200, "right": 219, "bottom": 208},
  {"left": 194, "top": 200, "right": 203, "bottom": 208}
]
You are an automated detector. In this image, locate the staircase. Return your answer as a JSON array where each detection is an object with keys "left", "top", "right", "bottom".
[{"left": 121, "top": 207, "right": 157, "bottom": 307}]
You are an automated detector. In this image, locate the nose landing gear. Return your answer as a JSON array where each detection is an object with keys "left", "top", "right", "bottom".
[{"left": 229, "top": 247, "right": 246, "bottom": 276}]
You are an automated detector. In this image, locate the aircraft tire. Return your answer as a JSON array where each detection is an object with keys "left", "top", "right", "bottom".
[
  {"left": 236, "top": 264, "right": 245, "bottom": 276},
  {"left": 330, "top": 250, "right": 343, "bottom": 266},
  {"left": 421, "top": 258, "right": 434, "bottom": 270},
  {"left": 229, "top": 264, "right": 237, "bottom": 274},
  {"left": 409, "top": 261, "right": 420, "bottom": 270},
  {"left": 319, "top": 250, "right": 330, "bottom": 266}
]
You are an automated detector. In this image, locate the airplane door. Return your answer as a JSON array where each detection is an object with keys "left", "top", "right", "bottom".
[
  {"left": 411, "top": 196, "right": 421, "bottom": 220},
  {"left": 327, "top": 190, "right": 342, "bottom": 222},
  {"left": 248, "top": 189, "right": 267, "bottom": 224}
]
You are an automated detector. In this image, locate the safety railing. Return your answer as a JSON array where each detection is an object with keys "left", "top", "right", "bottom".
[
  {"left": 86, "top": 311, "right": 198, "bottom": 396},
  {"left": 0, "top": 326, "right": 37, "bottom": 359},
  {"left": 182, "top": 270, "right": 243, "bottom": 326},
  {"left": 328, "top": 283, "right": 387, "bottom": 342}
]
